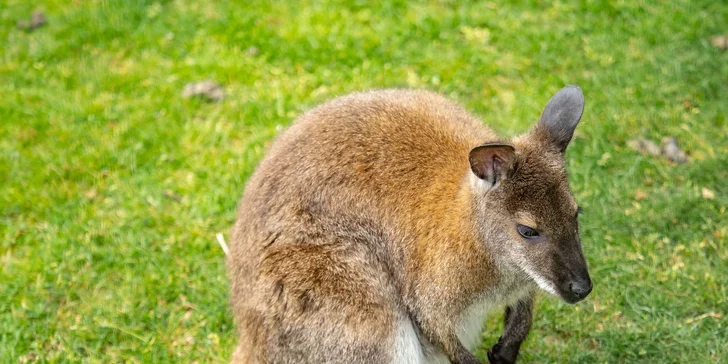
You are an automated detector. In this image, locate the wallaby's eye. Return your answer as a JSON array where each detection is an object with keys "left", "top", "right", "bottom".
[{"left": 517, "top": 225, "right": 540, "bottom": 239}]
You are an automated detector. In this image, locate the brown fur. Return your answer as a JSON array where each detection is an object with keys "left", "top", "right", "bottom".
[{"left": 227, "top": 88, "right": 591, "bottom": 364}]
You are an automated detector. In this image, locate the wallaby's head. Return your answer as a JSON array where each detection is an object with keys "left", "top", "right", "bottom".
[{"left": 468, "top": 85, "right": 592, "bottom": 304}]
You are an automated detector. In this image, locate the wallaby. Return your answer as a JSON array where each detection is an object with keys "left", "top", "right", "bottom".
[{"left": 227, "top": 85, "right": 593, "bottom": 364}]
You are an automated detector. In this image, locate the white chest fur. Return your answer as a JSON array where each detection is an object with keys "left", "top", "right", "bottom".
[
  {"left": 411, "top": 274, "right": 534, "bottom": 363},
  {"left": 391, "top": 318, "right": 427, "bottom": 364},
  {"left": 455, "top": 285, "right": 532, "bottom": 351}
]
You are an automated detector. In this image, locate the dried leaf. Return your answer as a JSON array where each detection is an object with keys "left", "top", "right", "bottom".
[
  {"left": 17, "top": 11, "right": 47, "bottom": 31},
  {"left": 661, "top": 136, "right": 688, "bottom": 164},
  {"left": 627, "top": 137, "right": 661, "bottom": 156},
  {"left": 592, "top": 299, "right": 603, "bottom": 313},
  {"left": 84, "top": 189, "right": 98, "bottom": 199},
  {"left": 163, "top": 190, "right": 182, "bottom": 202},
  {"left": 711, "top": 35, "right": 728, "bottom": 50},
  {"left": 19, "top": 352, "right": 38, "bottom": 363},
  {"left": 182, "top": 80, "right": 224, "bottom": 102},
  {"left": 701, "top": 187, "right": 715, "bottom": 200}
]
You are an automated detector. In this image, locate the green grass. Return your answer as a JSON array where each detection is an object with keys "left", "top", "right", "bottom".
[{"left": 2, "top": 0, "right": 727, "bottom": 362}]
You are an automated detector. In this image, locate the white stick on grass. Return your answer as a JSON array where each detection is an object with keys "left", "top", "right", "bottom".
[{"left": 216, "top": 233, "right": 230, "bottom": 256}]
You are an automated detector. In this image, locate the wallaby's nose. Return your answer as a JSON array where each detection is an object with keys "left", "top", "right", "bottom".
[{"left": 568, "top": 279, "right": 593, "bottom": 300}]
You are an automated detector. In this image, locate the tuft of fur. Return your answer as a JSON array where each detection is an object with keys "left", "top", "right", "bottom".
[{"left": 227, "top": 88, "right": 591, "bottom": 364}]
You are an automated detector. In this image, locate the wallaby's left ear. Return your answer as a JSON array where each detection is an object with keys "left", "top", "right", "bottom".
[
  {"left": 537, "top": 85, "right": 585, "bottom": 152},
  {"left": 469, "top": 142, "right": 516, "bottom": 190}
]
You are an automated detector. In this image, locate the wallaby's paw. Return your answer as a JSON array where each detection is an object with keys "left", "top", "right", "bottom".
[
  {"left": 487, "top": 350, "right": 515, "bottom": 364},
  {"left": 486, "top": 340, "right": 518, "bottom": 364}
]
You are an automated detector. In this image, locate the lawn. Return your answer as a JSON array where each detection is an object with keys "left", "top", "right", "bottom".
[{"left": 1, "top": 0, "right": 727, "bottom": 362}]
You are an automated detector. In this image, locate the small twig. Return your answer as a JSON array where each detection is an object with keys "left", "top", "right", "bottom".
[
  {"left": 163, "top": 189, "right": 182, "bottom": 202},
  {"left": 685, "top": 312, "right": 722, "bottom": 324},
  {"left": 216, "top": 233, "right": 230, "bottom": 256}
]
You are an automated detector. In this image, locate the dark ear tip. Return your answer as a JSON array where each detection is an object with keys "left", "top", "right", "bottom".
[
  {"left": 537, "top": 85, "right": 586, "bottom": 152},
  {"left": 559, "top": 85, "right": 585, "bottom": 101}
]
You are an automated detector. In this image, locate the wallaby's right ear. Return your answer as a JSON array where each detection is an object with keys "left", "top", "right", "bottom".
[
  {"left": 537, "top": 85, "right": 585, "bottom": 152},
  {"left": 469, "top": 142, "right": 516, "bottom": 190}
]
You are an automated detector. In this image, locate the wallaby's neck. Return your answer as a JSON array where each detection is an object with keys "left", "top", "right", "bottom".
[{"left": 403, "top": 167, "right": 500, "bottom": 310}]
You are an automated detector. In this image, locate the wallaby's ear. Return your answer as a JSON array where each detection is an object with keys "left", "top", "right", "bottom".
[
  {"left": 469, "top": 142, "right": 516, "bottom": 189},
  {"left": 537, "top": 85, "right": 584, "bottom": 152}
]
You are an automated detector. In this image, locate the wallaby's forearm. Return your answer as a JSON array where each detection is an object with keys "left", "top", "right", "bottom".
[{"left": 487, "top": 295, "right": 534, "bottom": 364}]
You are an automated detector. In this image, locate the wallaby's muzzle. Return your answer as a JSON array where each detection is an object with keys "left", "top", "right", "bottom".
[
  {"left": 563, "top": 276, "right": 593, "bottom": 303},
  {"left": 556, "top": 264, "right": 593, "bottom": 304}
]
